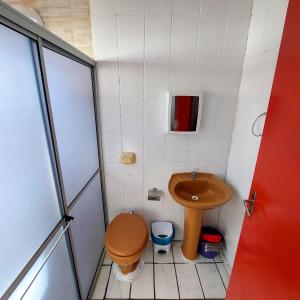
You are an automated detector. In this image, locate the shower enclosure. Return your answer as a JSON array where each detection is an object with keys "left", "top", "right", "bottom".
[{"left": 0, "top": 2, "right": 106, "bottom": 299}]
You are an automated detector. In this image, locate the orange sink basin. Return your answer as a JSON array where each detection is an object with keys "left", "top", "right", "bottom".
[
  {"left": 168, "top": 172, "right": 232, "bottom": 210},
  {"left": 168, "top": 172, "right": 232, "bottom": 261}
]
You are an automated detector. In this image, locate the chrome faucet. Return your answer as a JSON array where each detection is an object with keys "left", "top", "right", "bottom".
[{"left": 192, "top": 169, "right": 197, "bottom": 181}]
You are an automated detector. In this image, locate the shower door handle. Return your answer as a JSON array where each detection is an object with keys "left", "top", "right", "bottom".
[{"left": 244, "top": 191, "right": 256, "bottom": 218}]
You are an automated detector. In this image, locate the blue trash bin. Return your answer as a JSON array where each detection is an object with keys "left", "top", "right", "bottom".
[{"left": 151, "top": 221, "right": 175, "bottom": 254}]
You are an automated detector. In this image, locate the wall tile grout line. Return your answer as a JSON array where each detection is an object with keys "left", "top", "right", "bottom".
[
  {"left": 142, "top": 0, "right": 146, "bottom": 218},
  {"left": 163, "top": 0, "right": 174, "bottom": 225},
  {"left": 167, "top": 0, "right": 174, "bottom": 91},
  {"left": 115, "top": 13, "right": 125, "bottom": 217},
  {"left": 192, "top": 0, "right": 202, "bottom": 91}
]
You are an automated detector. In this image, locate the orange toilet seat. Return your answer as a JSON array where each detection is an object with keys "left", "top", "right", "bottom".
[{"left": 104, "top": 213, "right": 148, "bottom": 274}]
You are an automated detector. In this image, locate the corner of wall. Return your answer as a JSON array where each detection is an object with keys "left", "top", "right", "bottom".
[{"left": 219, "top": 0, "right": 289, "bottom": 268}]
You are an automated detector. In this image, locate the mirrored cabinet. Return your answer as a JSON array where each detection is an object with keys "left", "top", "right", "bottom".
[{"left": 166, "top": 91, "right": 203, "bottom": 134}]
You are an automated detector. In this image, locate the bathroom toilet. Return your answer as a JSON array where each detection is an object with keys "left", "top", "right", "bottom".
[{"left": 104, "top": 213, "right": 148, "bottom": 274}]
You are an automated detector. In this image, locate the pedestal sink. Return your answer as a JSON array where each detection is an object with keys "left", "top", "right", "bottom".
[{"left": 168, "top": 172, "right": 232, "bottom": 260}]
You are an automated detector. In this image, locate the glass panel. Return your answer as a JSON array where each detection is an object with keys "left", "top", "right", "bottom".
[
  {"left": 69, "top": 174, "right": 105, "bottom": 299},
  {"left": 43, "top": 48, "right": 99, "bottom": 205},
  {"left": 0, "top": 25, "right": 62, "bottom": 296},
  {"left": 9, "top": 227, "right": 79, "bottom": 300},
  {"left": 171, "top": 96, "right": 199, "bottom": 131}
]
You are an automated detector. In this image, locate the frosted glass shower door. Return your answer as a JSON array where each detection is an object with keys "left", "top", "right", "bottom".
[
  {"left": 9, "top": 227, "right": 79, "bottom": 300},
  {"left": 0, "top": 25, "right": 62, "bottom": 296},
  {"left": 43, "top": 48, "right": 99, "bottom": 206},
  {"left": 69, "top": 174, "right": 105, "bottom": 299},
  {"left": 43, "top": 47, "right": 105, "bottom": 299}
]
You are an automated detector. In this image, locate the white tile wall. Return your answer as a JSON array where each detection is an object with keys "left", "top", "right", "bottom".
[
  {"left": 209, "top": 133, "right": 232, "bottom": 165},
  {"left": 170, "top": 16, "right": 199, "bottom": 66},
  {"left": 187, "top": 133, "right": 211, "bottom": 163},
  {"left": 194, "top": 14, "right": 226, "bottom": 93},
  {"left": 106, "top": 188, "right": 124, "bottom": 214},
  {"left": 100, "top": 99, "right": 120, "bottom": 131},
  {"left": 90, "top": 0, "right": 252, "bottom": 238},
  {"left": 220, "top": 0, "right": 289, "bottom": 268},
  {"left": 117, "top": 0, "right": 145, "bottom": 16},
  {"left": 145, "top": 0, "right": 172, "bottom": 16},
  {"left": 166, "top": 135, "right": 188, "bottom": 163},
  {"left": 201, "top": 0, "right": 228, "bottom": 16},
  {"left": 228, "top": 0, "right": 253, "bottom": 16},
  {"left": 90, "top": 16, "right": 118, "bottom": 61},
  {"left": 172, "top": 0, "right": 201, "bottom": 16},
  {"left": 145, "top": 16, "right": 171, "bottom": 63},
  {"left": 121, "top": 101, "right": 144, "bottom": 131},
  {"left": 102, "top": 132, "right": 122, "bottom": 162},
  {"left": 96, "top": 61, "right": 119, "bottom": 97},
  {"left": 143, "top": 241, "right": 154, "bottom": 263},
  {"left": 89, "top": 0, "right": 117, "bottom": 16},
  {"left": 118, "top": 16, "right": 144, "bottom": 62}
]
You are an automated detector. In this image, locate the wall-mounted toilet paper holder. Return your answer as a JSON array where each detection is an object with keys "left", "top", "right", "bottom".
[{"left": 148, "top": 188, "right": 161, "bottom": 201}]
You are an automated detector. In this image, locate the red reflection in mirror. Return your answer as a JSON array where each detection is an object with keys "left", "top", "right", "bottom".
[{"left": 172, "top": 96, "right": 199, "bottom": 131}]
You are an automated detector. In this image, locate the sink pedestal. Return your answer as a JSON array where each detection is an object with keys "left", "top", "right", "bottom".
[
  {"left": 181, "top": 208, "right": 203, "bottom": 260},
  {"left": 169, "top": 172, "right": 232, "bottom": 260}
]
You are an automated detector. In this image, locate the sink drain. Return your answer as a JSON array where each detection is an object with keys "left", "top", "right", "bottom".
[{"left": 191, "top": 195, "right": 199, "bottom": 201}]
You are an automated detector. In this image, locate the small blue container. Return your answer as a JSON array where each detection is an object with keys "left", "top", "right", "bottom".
[{"left": 199, "top": 241, "right": 218, "bottom": 258}]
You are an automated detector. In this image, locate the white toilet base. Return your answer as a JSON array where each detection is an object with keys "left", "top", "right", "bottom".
[{"left": 112, "top": 260, "right": 144, "bottom": 282}]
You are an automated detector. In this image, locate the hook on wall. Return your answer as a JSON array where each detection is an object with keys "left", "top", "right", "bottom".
[{"left": 251, "top": 112, "right": 267, "bottom": 137}]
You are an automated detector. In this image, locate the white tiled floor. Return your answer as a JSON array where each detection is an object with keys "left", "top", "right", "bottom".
[
  {"left": 91, "top": 241, "right": 229, "bottom": 300},
  {"left": 106, "top": 272, "right": 131, "bottom": 299},
  {"left": 176, "top": 264, "right": 204, "bottom": 299},
  {"left": 155, "top": 264, "right": 179, "bottom": 299},
  {"left": 196, "top": 264, "right": 226, "bottom": 299},
  {"left": 131, "top": 264, "right": 154, "bottom": 299}
]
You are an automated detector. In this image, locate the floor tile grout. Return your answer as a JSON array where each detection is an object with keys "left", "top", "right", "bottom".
[
  {"left": 101, "top": 242, "right": 226, "bottom": 300},
  {"left": 103, "top": 265, "right": 112, "bottom": 300},
  {"left": 104, "top": 261, "right": 218, "bottom": 265},
  {"left": 195, "top": 263, "right": 206, "bottom": 300},
  {"left": 215, "top": 262, "right": 227, "bottom": 291},
  {"left": 171, "top": 244, "right": 181, "bottom": 299},
  {"left": 145, "top": 261, "right": 216, "bottom": 264},
  {"left": 129, "top": 281, "right": 132, "bottom": 299}
]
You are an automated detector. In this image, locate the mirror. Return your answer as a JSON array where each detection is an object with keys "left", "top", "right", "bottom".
[{"left": 166, "top": 92, "right": 202, "bottom": 133}]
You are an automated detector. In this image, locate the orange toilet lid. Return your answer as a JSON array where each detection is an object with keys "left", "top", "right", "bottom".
[{"left": 105, "top": 213, "right": 148, "bottom": 257}]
